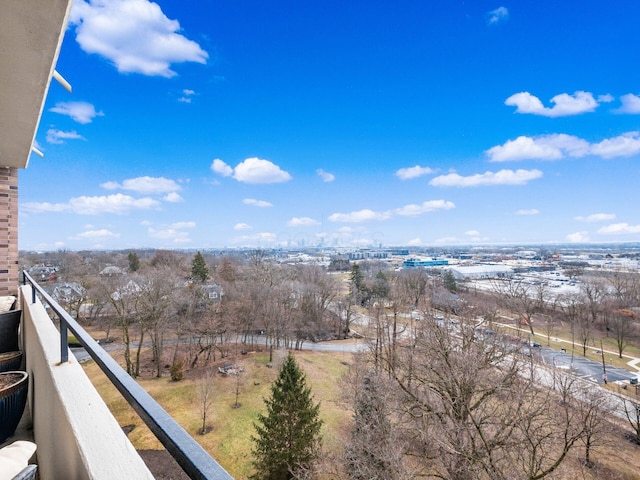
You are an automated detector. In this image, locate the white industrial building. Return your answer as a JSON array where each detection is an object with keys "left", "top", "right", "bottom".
[{"left": 449, "top": 264, "right": 514, "bottom": 280}]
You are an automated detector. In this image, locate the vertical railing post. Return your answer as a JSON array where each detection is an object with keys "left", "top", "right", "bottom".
[{"left": 60, "top": 318, "right": 69, "bottom": 363}]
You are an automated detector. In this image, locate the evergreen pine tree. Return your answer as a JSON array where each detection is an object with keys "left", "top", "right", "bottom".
[
  {"left": 251, "top": 352, "right": 323, "bottom": 480},
  {"left": 127, "top": 252, "right": 140, "bottom": 272},
  {"left": 191, "top": 251, "right": 209, "bottom": 283}
]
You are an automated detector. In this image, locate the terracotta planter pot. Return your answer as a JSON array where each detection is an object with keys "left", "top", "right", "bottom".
[{"left": 0, "top": 371, "right": 29, "bottom": 443}]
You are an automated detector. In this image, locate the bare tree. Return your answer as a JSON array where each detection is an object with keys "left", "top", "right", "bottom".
[
  {"left": 196, "top": 369, "right": 215, "bottom": 435},
  {"left": 611, "top": 308, "right": 635, "bottom": 358},
  {"left": 492, "top": 278, "right": 544, "bottom": 335}
]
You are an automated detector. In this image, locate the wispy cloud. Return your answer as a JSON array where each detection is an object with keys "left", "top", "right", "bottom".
[
  {"left": 69, "top": 0, "right": 208, "bottom": 77},
  {"left": 516, "top": 209, "right": 539, "bottom": 216},
  {"left": 243, "top": 198, "right": 273, "bottom": 208},
  {"left": 232, "top": 232, "right": 278, "bottom": 245},
  {"left": 316, "top": 169, "right": 335, "bottom": 182},
  {"left": 77, "top": 229, "right": 119, "bottom": 239},
  {"left": 233, "top": 223, "right": 252, "bottom": 231},
  {"left": 22, "top": 194, "right": 161, "bottom": 215},
  {"left": 50, "top": 101, "right": 104, "bottom": 124},
  {"left": 101, "top": 176, "right": 182, "bottom": 194},
  {"left": 395, "top": 165, "right": 434, "bottom": 180},
  {"left": 597, "top": 223, "right": 640, "bottom": 235},
  {"left": 615, "top": 94, "right": 640, "bottom": 114},
  {"left": 178, "top": 89, "right": 196, "bottom": 103},
  {"left": 329, "top": 200, "right": 454, "bottom": 223},
  {"left": 505, "top": 91, "right": 598, "bottom": 117},
  {"left": 163, "top": 192, "right": 184, "bottom": 203},
  {"left": 287, "top": 217, "right": 321, "bottom": 227},
  {"left": 211, "top": 157, "right": 292, "bottom": 184},
  {"left": 46, "top": 129, "right": 86, "bottom": 144},
  {"left": 575, "top": 213, "right": 616, "bottom": 223},
  {"left": 429, "top": 169, "right": 543, "bottom": 187},
  {"left": 487, "top": 6, "right": 509, "bottom": 25}
]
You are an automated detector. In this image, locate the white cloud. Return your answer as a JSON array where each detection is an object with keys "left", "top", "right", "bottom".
[
  {"left": 329, "top": 199, "right": 454, "bottom": 223},
  {"left": 46, "top": 129, "right": 86, "bottom": 144},
  {"left": 287, "top": 217, "right": 320, "bottom": 227},
  {"left": 49, "top": 101, "right": 104, "bottom": 124},
  {"left": 169, "top": 221, "right": 195, "bottom": 229},
  {"left": 434, "top": 236, "right": 460, "bottom": 245},
  {"left": 486, "top": 134, "right": 589, "bottom": 162},
  {"left": 487, "top": 6, "right": 509, "bottom": 25},
  {"left": 233, "top": 157, "right": 292, "bottom": 184},
  {"left": 597, "top": 223, "right": 640, "bottom": 235},
  {"left": 598, "top": 94, "right": 614, "bottom": 103},
  {"left": 316, "top": 169, "right": 335, "bottom": 182},
  {"left": 211, "top": 159, "right": 233, "bottom": 177},
  {"left": 504, "top": 91, "right": 598, "bottom": 117},
  {"left": 429, "top": 169, "right": 543, "bottom": 187},
  {"left": 178, "top": 89, "right": 196, "bottom": 103},
  {"left": 69, "top": 0, "right": 208, "bottom": 78},
  {"left": 163, "top": 192, "right": 183, "bottom": 202},
  {"left": 616, "top": 94, "right": 640, "bottom": 114},
  {"left": 211, "top": 157, "right": 292, "bottom": 184},
  {"left": 590, "top": 132, "right": 640, "bottom": 158},
  {"left": 516, "top": 209, "right": 539, "bottom": 215},
  {"left": 407, "top": 238, "right": 422, "bottom": 246},
  {"left": 148, "top": 227, "right": 190, "bottom": 243},
  {"left": 23, "top": 194, "right": 160, "bottom": 215},
  {"left": 101, "top": 176, "right": 181, "bottom": 194},
  {"left": 234, "top": 223, "right": 252, "bottom": 231},
  {"left": 566, "top": 231, "right": 590, "bottom": 243},
  {"left": 394, "top": 200, "right": 455, "bottom": 216},
  {"left": 243, "top": 198, "right": 273, "bottom": 208},
  {"left": 329, "top": 209, "right": 391, "bottom": 223},
  {"left": 395, "top": 165, "right": 434, "bottom": 180},
  {"left": 574, "top": 213, "right": 616, "bottom": 223},
  {"left": 232, "top": 232, "right": 278, "bottom": 245},
  {"left": 465, "top": 230, "right": 480, "bottom": 236},
  {"left": 77, "top": 229, "right": 119, "bottom": 239}
]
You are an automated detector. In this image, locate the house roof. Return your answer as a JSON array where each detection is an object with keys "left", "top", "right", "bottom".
[{"left": 0, "top": 0, "right": 73, "bottom": 168}]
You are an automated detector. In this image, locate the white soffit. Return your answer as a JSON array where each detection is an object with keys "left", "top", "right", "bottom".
[{"left": 0, "top": 0, "right": 73, "bottom": 169}]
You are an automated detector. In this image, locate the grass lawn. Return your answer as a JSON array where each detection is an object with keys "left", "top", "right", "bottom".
[{"left": 83, "top": 347, "right": 353, "bottom": 479}]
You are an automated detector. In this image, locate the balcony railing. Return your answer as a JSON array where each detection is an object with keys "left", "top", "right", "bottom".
[{"left": 22, "top": 271, "right": 234, "bottom": 480}]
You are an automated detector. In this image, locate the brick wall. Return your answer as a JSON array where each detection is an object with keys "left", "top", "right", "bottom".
[{"left": 0, "top": 167, "right": 18, "bottom": 295}]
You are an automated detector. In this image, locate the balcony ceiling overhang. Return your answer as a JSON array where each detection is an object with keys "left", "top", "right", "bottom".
[{"left": 0, "top": 0, "right": 73, "bottom": 169}]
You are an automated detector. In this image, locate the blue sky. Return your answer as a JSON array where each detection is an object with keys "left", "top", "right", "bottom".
[{"left": 20, "top": 0, "right": 640, "bottom": 251}]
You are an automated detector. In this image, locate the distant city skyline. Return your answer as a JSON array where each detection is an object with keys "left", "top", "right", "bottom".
[{"left": 19, "top": 1, "right": 640, "bottom": 251}]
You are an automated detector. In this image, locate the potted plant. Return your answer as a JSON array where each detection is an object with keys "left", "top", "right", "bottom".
[
  {"left": 0, "top": 307, "right": 22, "bottom": 353},
  {"left": 0, "top": 371, "right": 29, "bottom": 443},
  {"left": 0, "top": 351, "right": 23, "bottom": 373}
]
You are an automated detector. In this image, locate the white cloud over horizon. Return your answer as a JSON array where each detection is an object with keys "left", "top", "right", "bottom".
[
  {"left": 329, "top": 199, "right": 454, "bottom": 223},
  {"left": 69, "top": 0, "right": 208, "bottom": 77},
  {"left": 429, "top": 169, "right": 543, "bottom": 187},
  {"left": 211, "top": 158, "right": 292, "bottom": 184},
  {"left": 101, "top": 176, "right": 182, "bottom": 194},
  {"left": 566, "top": 231, "right": 590, "bottom": 243},
  {"left": 505, "top": 91, "right": 599, "bottom": 117},
  {"left": 50, "top": 101, "right": 104, "bottom": 124},
  {"left": 597, "top": 223, "right": 640, "bottom": 235},
  {"left": 395, "top": 165, "right": 434, "bottom": 180},
  {"left": 233, "top": 223, "right": 252, "bottom": 231},
  {"left": 516, "top": 209, "right": 539, "bottom": 216}
]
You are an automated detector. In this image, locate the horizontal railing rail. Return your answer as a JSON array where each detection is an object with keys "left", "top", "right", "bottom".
[{"left": 22, "top": 271, "right": 234, "bottom": 480}]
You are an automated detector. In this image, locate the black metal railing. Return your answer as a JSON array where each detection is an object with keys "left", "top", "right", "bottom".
[{"left": 22, "top": 271, "right": 234, "bottom": 480}]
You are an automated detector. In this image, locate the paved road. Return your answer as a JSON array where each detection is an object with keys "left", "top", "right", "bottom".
[{"left": 538, "top": 347, "right": 636, "bottom": 384}]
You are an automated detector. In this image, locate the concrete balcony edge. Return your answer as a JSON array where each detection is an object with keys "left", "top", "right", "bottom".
[{"left": 19, "top": 285, "right": 154, "bottom": 480}]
